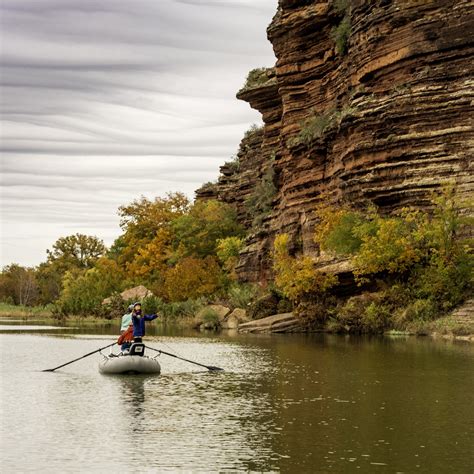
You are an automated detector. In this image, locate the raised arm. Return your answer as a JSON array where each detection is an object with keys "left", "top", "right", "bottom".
[{"left": 144, "top": 313, "right": 158, "bottom": 321}]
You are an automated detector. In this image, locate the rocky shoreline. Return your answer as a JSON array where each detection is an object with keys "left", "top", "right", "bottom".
[{"left": 194, "top": 298, "right": 474, "bottom": 343}]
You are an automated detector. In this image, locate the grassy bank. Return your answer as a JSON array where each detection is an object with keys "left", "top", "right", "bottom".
[{"left": 0, "top": 303, "right": 54, "bottom": 319}]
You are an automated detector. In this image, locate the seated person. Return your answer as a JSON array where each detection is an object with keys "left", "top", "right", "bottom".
[{"left": 119, "top": 303, "right": 134, "bottom": 352}]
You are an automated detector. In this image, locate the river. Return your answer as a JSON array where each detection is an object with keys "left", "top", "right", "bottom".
[{"left": 0, "top": 321, "right": 473, "bottom": 473}]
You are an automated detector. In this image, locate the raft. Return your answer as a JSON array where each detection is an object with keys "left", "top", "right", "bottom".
[{"left": 98, "top": 343, "right": 161, "bottom": 375}]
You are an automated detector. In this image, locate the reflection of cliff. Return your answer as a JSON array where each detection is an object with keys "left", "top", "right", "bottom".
[{"left": 197, "top": 0, "right": 474, "bottom": 285}]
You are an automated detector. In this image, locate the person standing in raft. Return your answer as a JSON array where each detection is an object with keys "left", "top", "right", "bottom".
[
  {"left": 130, "top": 302, "right": 158, "bottom": 343},
  {"left": 118, "top": 304, "right": 134, "bottom": 352}
]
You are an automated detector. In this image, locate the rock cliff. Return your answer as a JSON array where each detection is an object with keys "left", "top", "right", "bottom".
[{"left": 196, "top": 0, "right": 474, "bottom": 285}]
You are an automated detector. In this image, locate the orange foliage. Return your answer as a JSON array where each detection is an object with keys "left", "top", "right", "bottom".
[{"left": 163, "top": 256, "right": 222, "bottom": 301}]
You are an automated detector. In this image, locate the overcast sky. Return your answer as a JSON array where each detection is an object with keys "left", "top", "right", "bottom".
[{"left": 0, "top": 0, "right": 277, "bottom": 267}]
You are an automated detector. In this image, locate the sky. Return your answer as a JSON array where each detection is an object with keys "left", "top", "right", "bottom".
[{"left": 0, "top": 0, "right": 277, "bottom": 267}]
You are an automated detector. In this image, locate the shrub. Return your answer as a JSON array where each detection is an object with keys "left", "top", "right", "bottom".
[
  {"left": 314, "top": 205, "right": 365, "bottom": 255},
  {"left": 331, "top": 15, "right": 351, "bottom": 55},
  {"left": 290, "top": 112, "right": 332, "bottom": 147},
  {"left": 315, "top": 187, "right": 473, "bottom": 327},
  {"left": 200, "top": 307, "right": 220, "bottom": 330},
  {"left": 352, "top": 210, "right": 428, "bottom": 282},
  {"left": 239, "top": 68, "right": 276, "bottom": 93},
  {"left": 246, "top": 161, "right": 277, "bottom": 228},
  {"left": 277, "top": 298, "right": 293, "bottom": 313},
  {"left": 223, "top": 155, "right": 240, "bottom": 174},
  {"left": 244, "top": 123, "right": 264, "bottom": 139},
  {"left": 404, "top": 299, "right": 438, "bottom": 322},
  {"left": 226, "top": 283, "right": 259, "bottom": 309},
  {"left": 216, "top": 236, "right": 245, "bottom": 279},
  {"left": 273, "top": 234, "right": 338, "bottom": 302},
  {"left": 412, "top": 256, "right": 472, "bottom": 311},
  {"left": 332, "top": 0, "right": 350, "bottom": 14},
  {"left": 289, "top": 106, "right": 355, "bottom": 148},
  {"left": 363, "top": 302, "right": 391, "bottom": 332},
  {"left": 333, "top": 294, "right": 390, "bottom": 333}
]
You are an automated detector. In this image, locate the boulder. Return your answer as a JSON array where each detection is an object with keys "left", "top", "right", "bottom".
[
  {"left": 222, "top": 308, "right": 249, "bottom": 329},
  {"left": 248, "top": 293, "right": 280, "bottom": 320},
  {"left": 238, "top": 312, "right": 301, "bottom": 333},
  {"left": 102, "top": 285, "right": 153, "bottom": 305}
]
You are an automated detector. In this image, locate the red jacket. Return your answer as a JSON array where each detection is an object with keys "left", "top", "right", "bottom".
[{"left": 118, "top": 325, "right": 133, "bottom": 345}]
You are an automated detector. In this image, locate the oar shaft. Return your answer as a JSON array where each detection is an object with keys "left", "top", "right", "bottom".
[
  {"left": 44, "top": 342, "right": 116, "bottom": 372},
  {"left": 145, "top": 345, "right": 222, "bottom": 371}
]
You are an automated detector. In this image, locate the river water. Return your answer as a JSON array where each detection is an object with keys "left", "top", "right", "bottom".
[{"left": 0, "top": 321, "right": 473, "bottom": 473}]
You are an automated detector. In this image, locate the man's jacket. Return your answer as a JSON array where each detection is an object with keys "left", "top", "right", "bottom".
[{"left": 132, "top": 314, "right": 158, "bottom": 337}]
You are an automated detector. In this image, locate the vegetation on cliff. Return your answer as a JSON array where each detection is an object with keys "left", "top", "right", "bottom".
[
  {"left": 238, "top": 67, "right": 276, "bottom": 95},
  {"left": 274, "top": 187, "right": 473, "bottom": 333},
  {"left": 273, "top": 234, "right": 338, "bottom": 302}
]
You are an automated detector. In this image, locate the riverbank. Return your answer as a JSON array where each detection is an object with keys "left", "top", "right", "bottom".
[
  {"left": 237, "top": 303, "right": 474, "bottom": 342},
  {"left": 0, "top": 303, "right": 54, "bottom": 319},
  {"left": 1, "top": 301, "right": 472, "bottom": 341}
]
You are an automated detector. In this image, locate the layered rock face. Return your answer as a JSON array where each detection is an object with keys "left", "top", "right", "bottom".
[{"left": 198, "top": 0, "right": 474, "bottom": 285}]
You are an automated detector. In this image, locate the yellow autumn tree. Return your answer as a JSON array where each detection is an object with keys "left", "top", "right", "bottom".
[
  {"left": 113, "top": 192, "right": 190, "bottom": 266},
  {"left": 163, "top": 256, "right": 223, "bottom": 301},
  {"left": 273, "top": 234, "right": 337, "bottom": 302},
  {"left": 216, "top": 236, "right": 245, "bottom": 280}
]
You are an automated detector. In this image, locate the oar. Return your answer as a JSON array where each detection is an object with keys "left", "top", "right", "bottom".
[
  {"left": 43, "top": 342, "right": 116, "bottom": 372},
  {"left": 145, "top": 345, "right": 223, "bottom": 372}
]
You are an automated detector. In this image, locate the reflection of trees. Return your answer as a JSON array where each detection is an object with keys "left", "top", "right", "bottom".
[{"left": 259, "top": 334, "right": 474, "bottom": 473}]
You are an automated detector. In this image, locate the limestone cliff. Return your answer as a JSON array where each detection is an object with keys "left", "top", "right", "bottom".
[{"left": 196, "top": 0, "right": 474, "bottom": 285}]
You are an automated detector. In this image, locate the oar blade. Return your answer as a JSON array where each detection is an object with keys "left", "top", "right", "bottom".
[{"left": 207, "top": 366, "right": 224, "bottom": 372}]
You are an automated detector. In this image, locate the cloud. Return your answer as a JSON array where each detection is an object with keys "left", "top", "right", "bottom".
[{"left": 0, "top": 0, "right": 277, "bottom": 267}]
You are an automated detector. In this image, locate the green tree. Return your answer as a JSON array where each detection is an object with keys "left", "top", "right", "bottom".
[
  {"left": 216, "top": 236, "right": 245, "bottom": 279},
  {"left": 35, "top": 261, "right": 63, "bottom": 304},
  {"left": 46, "top": 233, "right": 106, "bottom": 271},
  {"left": 172, "top": 200, "right": 243, "bottom": 258},
  {"left": 55, "top": 257, "right": 126, "bottom": 316}
]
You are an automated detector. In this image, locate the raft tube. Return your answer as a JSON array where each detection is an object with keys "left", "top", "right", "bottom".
[{"left": 99, "top": 354, "right": 161, "bottom": 375}]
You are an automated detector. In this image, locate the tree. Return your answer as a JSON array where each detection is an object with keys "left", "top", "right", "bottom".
[
  {"left": 273, "top": 234, "right": 337, "bottom": 302},
  {"left": 46, "top": 233, "right": 106, "bottom": 271},
  {"left": 216, "top": 236, "right": 245, "bottom": 280},
  {"left": 163, "top": 256, "right": 223, "bottom": 301},
  {"left": 172, "top": 200, "right": 243, "bottom": 258},
  {"left": 35, "top": 261, "right": 63, "bottom": 304},
  {"left": 0, "top": 264, "right": 38, "bottom": 306},
  {"left": 55, "top": 257, "right": 126, "bottom": 316},
  {"left": 116, "top": 192, "right": 190, "bottom": 265}
]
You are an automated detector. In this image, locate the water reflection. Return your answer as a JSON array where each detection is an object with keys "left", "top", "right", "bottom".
[{"left": 0, "top": 332, "right": 473, "bottom": 473}]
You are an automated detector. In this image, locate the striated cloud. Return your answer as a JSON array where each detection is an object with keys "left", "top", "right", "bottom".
[{"left": 0, "top": 0, "right": 276, "bottom": 266}]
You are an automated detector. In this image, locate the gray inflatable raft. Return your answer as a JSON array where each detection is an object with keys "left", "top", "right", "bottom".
[
  {"left": 99, "top": 354, "right": 161, "bottom": 374},
  {"left": 99, "top": 344, "right": 161, "bottom": 375}
]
